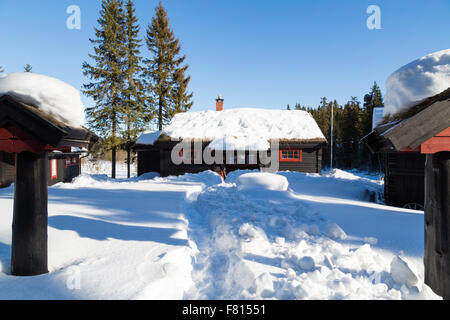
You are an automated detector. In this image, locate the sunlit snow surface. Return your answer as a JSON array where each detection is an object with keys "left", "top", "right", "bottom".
[
  {"left": 0, "top": 72, "right": 85, "bottom": 127},
  {"left": 384, "top": 49, "right": 450, "bottom": 117},
  {"left": 0, "top": 164, "right": 441, "bottom": 300}
]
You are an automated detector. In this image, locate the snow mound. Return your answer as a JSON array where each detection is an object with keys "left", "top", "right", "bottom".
[
  {"left": 324, "top": 169, "right": 361, "bottom": 180},
  {"left": 236, "top": 172, "right": 289, "bottom": 191},
  {"left": 384, "top": 49, "right": 450, "bottom": 117},
  {"left": 325, "top": 222, "right": 347, "bottom": 240},
  {"left": 136, "top": 130, "right": 161, "bottom": 145},
  {"left": 0, "top": 72, "right": 85, "bottom": 127},
  {"left": 390, "top": 255, "right": 419, "bottom": 287}
]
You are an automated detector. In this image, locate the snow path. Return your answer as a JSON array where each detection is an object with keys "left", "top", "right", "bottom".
[
  {"left": 0, "top": 165, "right": 442, "bottom": 299},
  {"left": 183, "top": 170, "right": 440, "bottom": 300}
]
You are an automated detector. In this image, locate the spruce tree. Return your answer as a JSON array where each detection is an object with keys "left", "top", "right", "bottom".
[
  {"left": 24, "top": 64, "right": 32, "bottom": 72},
  {"left": 169, "top": 65, "right": 193, "bottom": 117},
  {"left": 143, "top": 2, "right": 191, "bottom": 130},
  {"left": 121, "top": 0, "right": 149, "bottom": 178},
  {"left": 83, "top": 0, "right": 127, "bottom": 179},
  {"left": 362, "top": 81, "right": 383, "bottom": 134}
]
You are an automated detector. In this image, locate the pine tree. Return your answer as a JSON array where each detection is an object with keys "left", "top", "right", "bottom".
[
  {"left": 362, "top": 81, "right": 383, "bottom": 134},
  {"left": 169, "top": 65, "right": 193, "bottom": 117},
  {"left": 24, "top": 64, "right": 32, "bottom": 72},
  {"left": 121, "top": 0, "right": 149, "bottom": 178},
  {"left": 361, "top": 82, "right": 384, "bottom": 170},
  {"left": 286, "top": 104, "right": 291, "bottom": 110},
  {"left": 143, "top": 2, "right": 190, "bottom": 130},
  {"left": 83, "top": 0, "right": 127, "bottom": 179},
  {"left": 0, "top": 66, "right": 4, "bottom": 73},
  {"left": 341, "top": 97, "right": 361, "bottom": 168}
]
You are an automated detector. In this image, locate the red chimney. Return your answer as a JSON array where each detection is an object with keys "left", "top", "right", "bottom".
[{"left": 216, "top": 95, "right": 224, "bottom": 111}]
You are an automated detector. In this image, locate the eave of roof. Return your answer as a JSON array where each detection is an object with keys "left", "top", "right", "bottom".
[{"left": 361, "top": 90, "right": 450, "bottom": 153}]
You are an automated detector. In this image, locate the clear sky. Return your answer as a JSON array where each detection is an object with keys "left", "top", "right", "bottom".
[{"left": 1, "top": 0, "right": 449, "bottom": 119}]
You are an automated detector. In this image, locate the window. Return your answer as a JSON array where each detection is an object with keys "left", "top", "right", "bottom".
[
  {"left": 51, "top": 159, "right": 58, "bottom": 179},
  {"left": 279, "top": 149, "right": 302, "bottom": 162},
  {"left": 179, "top": 149, "right": 202, "bottom": 164},
  {"left": 65, "top": 158, "right": 71, "bottom": 168}
]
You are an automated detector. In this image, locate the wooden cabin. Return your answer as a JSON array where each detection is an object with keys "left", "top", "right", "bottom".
[
  {"left": 135, "top": 97, "right": 327, "bottom": 178},
  {"left": 0, "top": 95, "right": 98, "bottom": 188},
  {"left": 361, "top": 87, "right": 450, "bottom": 300},
  {"left": 362, "top": 88, "right": 450, "bottom": 209},
  {"left": 0, "top": 149, "right": 85, "bottom": 188}
]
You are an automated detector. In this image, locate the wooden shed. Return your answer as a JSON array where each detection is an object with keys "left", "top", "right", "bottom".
[
  {"left": 0, "top": 93, "right": 99, "bottom": 276},
  {"left": 0, "top": 95, "right": 97, "bottom": 188},
  {"left": 361, "top": 88, "right": 450, "bottom": 299},
  {"left": 0, "top": 149, "right": 85, "bottom": 188},
  {"left": 135, "top": 98, "right": 326, "bottom": 178},
  {"left": 362, "top": 89, "right": 450, "bottom": 209}
]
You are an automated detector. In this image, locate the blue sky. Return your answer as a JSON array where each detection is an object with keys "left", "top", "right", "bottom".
[{"left": 1, "top": 0, "right": 449, "bottom": 119}]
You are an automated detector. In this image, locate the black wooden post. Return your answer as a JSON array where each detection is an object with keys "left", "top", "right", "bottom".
[
  {"left": 424, "top": 151, "right": 450, "bottom": 299},
  {"left": 11, "top": 151, "right": 49, "bottom": 276}
]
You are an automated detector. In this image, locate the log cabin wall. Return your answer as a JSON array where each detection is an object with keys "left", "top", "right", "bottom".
[
  {"left": 0, "top": 152, "right": 81, "bottom": 188},
  {"left": 277, "top": 142, "right": 323, "bottom": 174},
  {"left": 0, "top": 152, "right": 15, "bottom": 188},
  {"left": 137, "top": 141, "right": 325, "bottom": 177},
  {"left": 384, "top": 153, "right": 425, "bottom": 208}
]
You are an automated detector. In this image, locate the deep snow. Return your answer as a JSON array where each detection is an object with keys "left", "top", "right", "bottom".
[
  {"left": 384, "top": 49, "right": 450, "bottom": 117},
  {"left": 0, "top": 72, "right": 85, "bottom": 127},
  {"left": 0, "top": 165, "right": 442, "bottom": 300},
  {"left": 137, "top": 108, "right": 326, "bottom": 151}
]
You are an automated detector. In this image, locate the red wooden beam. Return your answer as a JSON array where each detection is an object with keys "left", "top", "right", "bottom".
[
  {"left": 421, "top": 127, "right": 450, "bottom": 154},
  {"left": 0, "top": 123, "right": 45, "bottom": 154}
]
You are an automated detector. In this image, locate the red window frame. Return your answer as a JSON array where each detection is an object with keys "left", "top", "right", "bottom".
[
  {"left": 179, "top": 149, "right": 202, "bottom": 164},
  {"left": 51, "top": 159, "right": 58, "bottom": 179},
  {"left": 279, "top": 149, "right": 302, "bottom": 162}
]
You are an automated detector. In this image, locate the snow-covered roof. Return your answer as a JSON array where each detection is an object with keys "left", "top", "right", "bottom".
[
  {"left": 384, "top": 49, "right": 450, "bottom": 117},
  {"left": 137, "top": 108, "right": 326, "bottom": 150},
  {"left": 0, "top": 72, "right": 85, "bottom": 127},
  {"left": 136, "top": 130, "right": 161, "bottom": 145}
]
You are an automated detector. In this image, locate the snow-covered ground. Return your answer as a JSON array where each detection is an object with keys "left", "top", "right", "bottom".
[
  {"left": 0, "top": 165, "right": 442, "bottom": 300},
  {"left": 82, "top": 159, "right": 138, "bottom": 179}
]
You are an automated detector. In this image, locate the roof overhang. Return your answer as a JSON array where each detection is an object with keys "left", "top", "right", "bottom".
[
  {"left": 0, "top": 94, "right": 99, "bottom": 151},
  {"left": 361, "top": 92, "right": 450, "bottom": 153}
]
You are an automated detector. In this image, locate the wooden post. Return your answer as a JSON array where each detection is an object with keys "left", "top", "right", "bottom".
[
  {"left": 11, "top": 151, "right": 49, "bottom": 276},
  {"left": 424, "top": 151, "right": 450, "bottom": 299}
]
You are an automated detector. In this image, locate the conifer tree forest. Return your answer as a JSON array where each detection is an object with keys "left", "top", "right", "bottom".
[
  {"left": 83, "top": 0, "right": 383, "bottom": 177},
  {"left": 83, "top": 0, "right": 193, "bottom": 178},
  {"left": 290, "top": 82, "right": 384, "bottom": 171}
]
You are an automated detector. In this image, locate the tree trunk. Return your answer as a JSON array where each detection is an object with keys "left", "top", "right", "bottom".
[
  {"left": 11, "top": 151, "right": 48, "bottom": 276},
  {"left": 111, "top": 147, "right": 116, "bottom": 179},
  {"left": 127, "top": 115, "right": 131, "bottom": 179},
  {"left": 159, "top": 97, "right": 163, "bottom": 131},
  {"left": 127, "top": 148, "right": 131, "bottom": 179},
  {"left": 424, "top": 152, "right": 450, "bottom": 299}
]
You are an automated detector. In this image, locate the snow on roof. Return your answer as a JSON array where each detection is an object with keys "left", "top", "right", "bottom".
[
  {"left": 138, "top": 108, "right": 326, "bottom": 150},
  {"left": 136, "top": 130, "right": 161, "bottom": 145},
  {"left": 384, "top": 49, "right": 450, "bottom": 117},
  {"left": 0, "top": 72, "right": 85, "bottom": 127}
]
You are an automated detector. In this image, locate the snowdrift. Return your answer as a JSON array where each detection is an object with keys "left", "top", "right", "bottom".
[
  {"left": 384, "top": 49, "right": 450, "bottom": 117},
  {"left": 0, "top": 72, "right": 85, "bottom": 127}
]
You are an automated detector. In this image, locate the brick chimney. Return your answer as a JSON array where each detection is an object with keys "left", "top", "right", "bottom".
[{"left": 216, "top": 95, "right": 224, "bottom": 111}]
